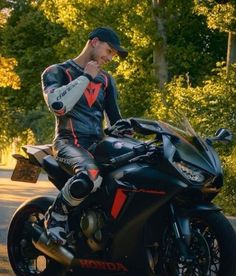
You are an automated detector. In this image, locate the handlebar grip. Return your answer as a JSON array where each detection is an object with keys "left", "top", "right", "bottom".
[{"left": 110, "top": 150, "right": 136, "bottom": 166}]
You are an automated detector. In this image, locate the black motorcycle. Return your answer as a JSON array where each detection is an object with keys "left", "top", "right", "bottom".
[{"left": 7, "top": 117, "right": 236, "bottom": 275}]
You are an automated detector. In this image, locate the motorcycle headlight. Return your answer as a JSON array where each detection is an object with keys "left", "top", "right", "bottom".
[{"left": 174, "top": 161, "right": 205, "bottom": 183}]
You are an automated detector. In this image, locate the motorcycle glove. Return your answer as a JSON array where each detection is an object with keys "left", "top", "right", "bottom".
[{"left": 105, "top": 119, "right": 134, "bottom": 137}]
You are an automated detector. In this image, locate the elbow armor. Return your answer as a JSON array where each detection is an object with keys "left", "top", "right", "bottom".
[{"left": 44, "top": 75, "right": 90, "bottom": 116}]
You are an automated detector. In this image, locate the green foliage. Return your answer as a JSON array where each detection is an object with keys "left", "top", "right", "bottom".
[
  {"left": 149, "top": 63, "right": 234, "bottom": 123},
  {"left": 36, "top": 0, "right": 229, "bottom": 112},
  {"left": 0, "top": 0, "right": 66, "bottom": 145},
  {"left": 0, "top": 56, "right": 20, "bottom": 89},
  {"left": 15, "top": 108, "right": 55, "bottom": 144},
  {"left": 165, "top": 0, "right": 228, "bottom": 84},
  {"left": 215, "top": 147, "right": 236, "bottom": 216},
  {"left": 148, "top": 64, "right": 236, "bottom": 214},
  {"left": 0, "top": 0, "right": 231, "bottom": 143},
  {"left": 0, "top": 0, "right": 235, "bottom": 213},
  {"left": 194, "top": 0, "right": 236, "bottom": 32}
]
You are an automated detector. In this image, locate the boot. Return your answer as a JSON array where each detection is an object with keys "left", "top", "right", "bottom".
[{"left": 44, "top": 192, "right": 72, "bottom": 245}]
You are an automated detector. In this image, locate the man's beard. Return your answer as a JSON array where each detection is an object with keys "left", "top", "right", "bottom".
[
  {"left": 90, "top": 52, "right": 98, "bottom": 62},
  {"left": 90, "top": 53, "right": 104, "bottom": 66}
]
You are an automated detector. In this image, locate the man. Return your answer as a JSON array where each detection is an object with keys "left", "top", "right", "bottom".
[{"left": 41, "top": 26, "right": 128, "bottom": 245}]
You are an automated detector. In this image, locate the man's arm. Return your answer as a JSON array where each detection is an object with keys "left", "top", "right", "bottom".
[
  {"left": 104, "top": 75, "right": 122, "bottom": 125},
  {"left": 41, "top": 65, "right": 90, "bottom": 116}
]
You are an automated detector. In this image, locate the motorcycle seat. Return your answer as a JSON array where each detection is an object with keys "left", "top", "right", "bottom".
[{"left": 42, "top": 155, "right": 71, "bottom": 190}]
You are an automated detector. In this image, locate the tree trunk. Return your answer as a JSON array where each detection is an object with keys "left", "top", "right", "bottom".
[
  {"left": 226, "top": 31, "right": 236, "bottom": 74},
  {"left": 152, "top": 0, "right": 168, "bottom": 89}
]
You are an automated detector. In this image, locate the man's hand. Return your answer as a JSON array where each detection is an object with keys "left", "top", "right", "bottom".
[
  {"left": 105, "top": 119, "right": 134, "bottom": 137},
  {"left": 84, "top": 61, "right": 100, "bottom": 79}
]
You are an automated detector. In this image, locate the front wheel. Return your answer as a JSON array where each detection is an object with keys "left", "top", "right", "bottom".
[
  {"left": 7, "top": 196, "right": 69, "bottom": 276},
  {"left": 147, "top": 211, "right": 236, "bottom": 276}
]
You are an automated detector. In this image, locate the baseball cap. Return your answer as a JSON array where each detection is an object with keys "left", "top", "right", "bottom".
[{"left": 88, "top": 27, "right": 128, "bottom": 58}]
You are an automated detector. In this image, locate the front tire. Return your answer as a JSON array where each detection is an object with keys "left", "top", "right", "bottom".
[
  {"left": 7, "top": 196, "right": 68, "bottom": 275},
  {"left": 147, "top": 211, "right": 236, "bottom": 276}
]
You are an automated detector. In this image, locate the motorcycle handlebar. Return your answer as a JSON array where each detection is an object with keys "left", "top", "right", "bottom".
[
  {"left": 109, "top": 143, "right": 148, "bottom": 166},
  {"left": 109, "top": 151, "right": 136, "bottom": 166}
]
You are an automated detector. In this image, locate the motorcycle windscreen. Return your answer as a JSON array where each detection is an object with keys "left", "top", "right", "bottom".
[{"left": 158, "top": 118, "right": 220, "bottom": 174}]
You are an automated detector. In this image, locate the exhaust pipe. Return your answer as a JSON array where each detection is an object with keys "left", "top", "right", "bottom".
[
  {"left": 31, "top": 223, "right": 74, "bottom": 267},
  {"left": 31, "top": 224, "right": 129, "bottom": 273}
]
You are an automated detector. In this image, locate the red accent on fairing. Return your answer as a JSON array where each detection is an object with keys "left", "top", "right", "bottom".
[
  {"left": 84, "top": 82, "right": 102, "bottom": 107},
  {"left": 111, "top": 189, "right": 127, "bottom": 219},
  {"left": 132, "top": 189, "right": 166, "bottom": 195},
  {"left": 111, "top": 188, "right": 166, "bottom": 219}
]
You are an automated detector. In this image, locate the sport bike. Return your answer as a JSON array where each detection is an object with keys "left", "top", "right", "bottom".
[{"left": 7, "top": 117, "right": 236, "bottom": 275}]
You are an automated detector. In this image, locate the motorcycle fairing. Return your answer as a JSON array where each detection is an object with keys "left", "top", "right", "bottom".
[
  {"left": 110, "top": 187, "right": 166, "bottom": 219},
  {"left": 97, "top": 163, "right": 187, "bottom": 264},
  {"left": 108, "top": 162, "right": 187, "bottom": 191},
  {"left": 130, "top": 117, "right": 223, "bottom": 178},
  {"left": 69, "top": 159, "right": 187, "bottom": 267},
  {"left": 158, "top": 121, "right": 223, "bottom": 181}
]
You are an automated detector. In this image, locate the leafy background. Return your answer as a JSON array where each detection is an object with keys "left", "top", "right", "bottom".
[{"left": 0, "top": 0, "right": 235, "bottom": 215}]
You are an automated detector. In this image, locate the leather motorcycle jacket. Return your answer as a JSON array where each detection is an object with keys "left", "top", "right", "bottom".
[{"left": 41, "top": 59, "right": 122, "bottom": 143}]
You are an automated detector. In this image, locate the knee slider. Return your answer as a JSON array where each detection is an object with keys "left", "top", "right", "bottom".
[{"left": 69, "top": 172, "right": 94, "bottom": 199}]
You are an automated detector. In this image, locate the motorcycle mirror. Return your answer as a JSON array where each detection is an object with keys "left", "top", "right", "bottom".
[
  {"left": 206, "top": 128, "right": 233, "bottom": 145},
  {"left": 214, "top": 128, "right": 233, "bottom": 142}
]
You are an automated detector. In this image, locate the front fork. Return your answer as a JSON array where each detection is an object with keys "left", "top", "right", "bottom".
[{"left": 169, "top": 203, "right": 193, "bottom": 262}]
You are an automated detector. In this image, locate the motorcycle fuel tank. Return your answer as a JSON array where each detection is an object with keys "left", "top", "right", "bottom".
[{"left": 94, "top": 136, "right": 140, "bottom": 165}]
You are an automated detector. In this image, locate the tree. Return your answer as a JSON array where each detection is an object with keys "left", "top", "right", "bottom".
[
  {"left": 0, "top": 0, "right": 235, "bottom": 214},
  {"left": 0, "top": 0, "right": 66, "bottom": 144},
  {"left": 0, "top": 56, "right": 20, "bottom": 89},
  {"left": 194, "top": 0, "right": 236, "bottom": 73},
  {"left": 0, "top": 5, "right": 20, "bottom": 90},
  {"left": 147, "top": 63, "right": 236, "bottom": 214},
  {"left": 0, "top": 0, "right": 231, "bottom": 144},
  {"left": 152, "top": 0, "right": 168, "bottom": 88}
]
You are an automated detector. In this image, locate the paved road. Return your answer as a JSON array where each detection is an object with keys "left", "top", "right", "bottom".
[
  {"left": 0, "top": 169, "right": 57, "bottom": 275},
  {"left": 0, "top": 169, "right": 235, "bottom": 275}
]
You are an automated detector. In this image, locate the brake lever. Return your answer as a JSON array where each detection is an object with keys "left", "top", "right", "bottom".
[{"left": 129, "top": 151, "right": 154, "bottom": 163}]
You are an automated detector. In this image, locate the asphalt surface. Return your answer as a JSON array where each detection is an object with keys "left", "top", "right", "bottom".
[
  {"left": 0, "top": 169, "right": 235, "bottom": 275},
  {"left": 0, "top": 169, "right": 57, "bottom": 275}
]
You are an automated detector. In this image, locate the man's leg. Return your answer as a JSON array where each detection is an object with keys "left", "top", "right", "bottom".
[
  {"left": 44, "top": 171, "right": 94, "bottom": 245},
  {"left": 44, "top": 139, "right": 100, "bottom": 245}
]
